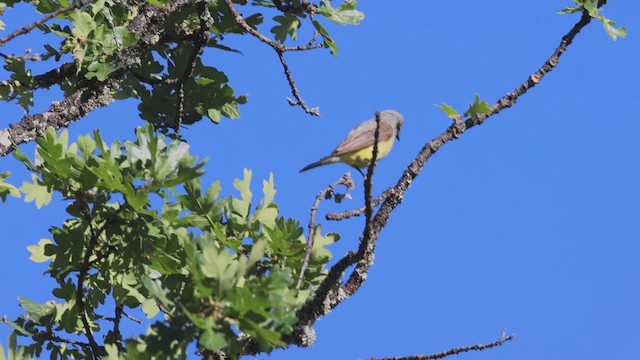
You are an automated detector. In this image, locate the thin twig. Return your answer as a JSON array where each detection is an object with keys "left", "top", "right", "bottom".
[
  {"left": 326, "top": 188, "right": 394, "bottom": 221},
  {"left": 113, "top": 305, "right": 125, "bottom": 352},
  {"left": 175, "top": 2, "right": 211, "bottom": 131},
  {"left": 296, "top": 173, "right": 354, "bottom": 289},
  {"left": 273, "top": 0, "right": 317, "bottom": 17},
  {"left": 0, "top": 51, "right": 42, "bottom": 61},
  {"left": 280, "top": 51, "right": 320, "bottom": 116},
  {"left": 122, "top": 310, "right": 143, "bottom": 324},
  {"left": 369, "top": 330, "right": 515, "bottom": 360},
  {"left": 44, "top": 325, "right": 92, "bottom": 349},
  {"left": 0, "top": 0, "right": 91, "bottom": 47},
  {"left": 222, "top": 0, "right": 320, "bottom": 115},
  {"left": 77, "top": 206, "right": 102, "bottom": 359},
  {"left": 284, "top": 31, "right": 322, "bottom": 52}
]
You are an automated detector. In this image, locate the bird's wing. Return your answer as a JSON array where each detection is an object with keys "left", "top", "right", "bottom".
[{"left": 331, "top": 119, "right": 394, "bottom": 157}]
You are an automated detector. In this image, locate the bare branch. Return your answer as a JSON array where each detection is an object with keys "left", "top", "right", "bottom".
[
  {"left": 326, "top": 185, "right": 394, "bottom": 221},
  {"left": 279, "top": 50, "right": 321, "bottom": 116},
  {"left": 370, "top": 330, "right": 515, "bottom": 360},
  {"left": 222, "top": 0, "right": 320, "bottom": 115},
  {"left": 296, "top": 173, "right": 354, "bottom": 289},
  {"left": 368, "top": 9, "right": 596, "bottom": 245}
]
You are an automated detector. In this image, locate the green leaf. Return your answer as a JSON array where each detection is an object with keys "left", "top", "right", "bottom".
[
  {"left": 20, "top": 174, "right": 52, "bottom": 209},
  {"left": 220, "top": 102, "right": 241, "bottom": 119},
  {"left": 311, "top": 226, "right": 338, "bottom": 261},
  {"left": 141, "top": 299, "right": 160, "bottom": 318},
  {"left": 12, "top": 146, "right": 37, "bottom": 171},
  {"left": 77, "top": 133, "right": 96, "bottom": 157},
  {"left": 557, "top": 6, "right": 581, "bottom": 14},
  {"left": 230, "top": 169, "right": 253, "bottom": 220},
  {"left": 86, "top": 60, "right": 118, "bottom": 81},
  {"left": 582, "top": 0, "right": 597, "bottom": 16},
  {"left": 464, "top": 94, "right": 491, "bottom": 119},
  {"left": 141, "top": 276, "right": 174, "bottom": 309},
  {"left": 198, "top": 242, "right": 244, "bottom": 294},
  {"left": 0, "top": 172, "right": 20, "bottom": 202},
  {"left": 599, "top": 17, "right": 626, "bottom": 40},
  {"left": 317, "top": 0, "right": 365, "bottom": 25},
  {"left": 18, "top": 297, "right": 55, "bottom": 323},
  {"left": 270, "top": 14, "right": 300, "bottom": 43},
  {"left": 69, "top": 11, "right": 96, "bottom": 39},
  {"left": 199, "top": 329, "right": 227, "bottom": 351},
  {"left": 436, "top": 103, "right": 460, "bottom": 120},
  {"left": 27, "top": 239, "right": 54, "bottom": 263},
  {"left": 207, "top": 108, "right": 221, "bottom": 123},
  {"left": 145, "top": 0, "right": 168, "bottom": 7},
  {"left": 262, "top": 173, "right": 276, "bottom": 207},
  {"left": 312, "top": 20, "right": 338, "bottom": 56}
]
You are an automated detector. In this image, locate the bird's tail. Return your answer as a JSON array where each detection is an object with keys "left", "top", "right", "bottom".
[{"left": 299, "top": 156, "right": 339, "bottom": 173}]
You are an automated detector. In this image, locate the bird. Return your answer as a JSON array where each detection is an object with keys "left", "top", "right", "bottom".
[{"left": 300, "top": 110, "right": 404, "bottom": 176}]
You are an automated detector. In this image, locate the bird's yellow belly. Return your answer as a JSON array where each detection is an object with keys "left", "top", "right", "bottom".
[{"left": 338, "top": 138, "right": 395, "bottom": 169}]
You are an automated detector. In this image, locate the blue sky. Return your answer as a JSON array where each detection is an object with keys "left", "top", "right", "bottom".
[{"left": 1, "top": 2, "right": 639, "bottom": 359}]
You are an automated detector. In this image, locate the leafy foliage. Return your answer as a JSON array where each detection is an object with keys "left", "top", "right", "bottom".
[
  {"left": 0, "top": 0, "right": 363, "bottom": 128},
  {"left": 436, "top": 94, "right": 491, "bottom": 122},
  {"left": 558, "top": 0, "right": 626, "bottom": 40},
  {"left": 1, "top": 125, "right": 338, "bottom": 358}
]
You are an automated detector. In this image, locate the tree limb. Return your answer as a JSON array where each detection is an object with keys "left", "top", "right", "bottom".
[
  {"left": 292, "top": 6, "right": 596, "bottom": 348},
  {"left": 369, "top": 330, "right": 515, "bottom": 360}
]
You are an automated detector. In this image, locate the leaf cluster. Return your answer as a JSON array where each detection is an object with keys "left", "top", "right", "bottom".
[
  {"left": 0, "top": 0, "right": 364, "bottom": 129},
  {"left": 437, "top": 94, "right": 491, "bottom": 123},
  {"left": 1, "top": 125, "right": 338, "bottom": 358},
  {"left": 558, "top": 0, "right": 626, "bottom": 40}
]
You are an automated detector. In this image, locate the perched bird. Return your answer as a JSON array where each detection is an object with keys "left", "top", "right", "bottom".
[{"left": 300, "top": 110, "right": 404, "bottom": 175}]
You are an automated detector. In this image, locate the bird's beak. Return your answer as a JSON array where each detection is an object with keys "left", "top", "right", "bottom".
[{"left": 396, "top": 133, "right": 401, "bottom": 141}]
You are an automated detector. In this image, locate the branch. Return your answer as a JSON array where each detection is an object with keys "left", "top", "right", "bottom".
[
  {"left": 292, "top": 5, "right": 598, "bottom": 345},
  {"left": 174, "top": 1, "right": 213, "bottom": 131},
  {"left": 326, "top": 186, "right": 394, "bottom": 221},
  {"left": 42, "top": 325, "right": 93, "bottom": 350},
  {"left": 330, "top": 112, "right": 381, "bottom": 303},
  {"left": 0, "top": 62, "right": 78, "bottom": 91},
  {"left": 370, "top": 330, "right": 515, "bottom": 360},
  {"left": 222, "top": 0, "right": 321, "bottom": 115},
  {"left": 0, "top": 78, "right": 119, "bottom": 157},
  {"left": 272, "top": 0, "right": 317, "bottom": 17},
  {"left": 77, "top": 205, "right": 103, "bottom": 359},
  {"left": 0, "top": 0, "right": 91, "bottom": 47},
  {"left": 0, "top": 0, "right": 201, "bottom": 158},
  {"left": 113, "top": 305, "right": 125, "bottom": 352},
  {"left": 367, "top": 9, "right": 596, "bottom": 246},
  {"left": 294, "top": 113, "right": 382, "bottom": 324},
  {"left": 296, "top": 173, "right": 354, "bottom": 289}
]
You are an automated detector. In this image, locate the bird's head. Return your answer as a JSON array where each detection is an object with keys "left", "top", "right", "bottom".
[{"left": 381, "top": 109, "right": 404, "bottom": 141}]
